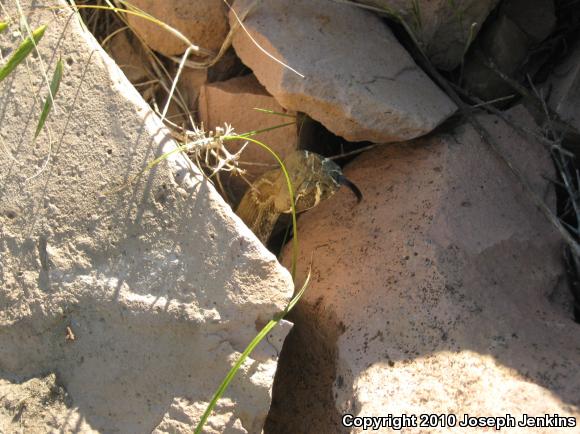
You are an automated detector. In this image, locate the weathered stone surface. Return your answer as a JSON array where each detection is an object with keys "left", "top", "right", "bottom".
[
  {"left": 230, "top": 0, "right": 456, "bottom": 144},
  {"left": 354, "top": 0, "right": 500, "bottom": 70},
  {"left": 269, "top": 107, "right": 580, "bottom": 433},
  {"left": 0, "top": 374, "right": 97, "bottom": 433},
  {"left": 199, "top": 74, "right": 298, "bottom": 202},
  {"left": 0, "top": 1, "right": 293, "bottom": 433},
  {"left": 127, "top": 0, "right": 228, "bottom": 56}
]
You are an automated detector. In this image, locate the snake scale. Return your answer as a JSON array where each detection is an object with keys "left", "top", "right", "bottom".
[{"left": 236, "top": 150, "right": 362, "bottom": 243}]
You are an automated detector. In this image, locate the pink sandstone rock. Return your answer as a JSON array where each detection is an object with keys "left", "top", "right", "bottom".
[{"left": 268, "top": 106, "right": 579, "bottom": 433}]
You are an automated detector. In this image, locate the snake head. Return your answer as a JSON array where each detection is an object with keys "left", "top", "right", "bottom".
[
  {"left": 275, "top": 151, "right": 362, "bottom": 214},
  {"left": 322, "top": 157, "right": 363, "bottom": 204},
  {"left": 294, "top": 152, "right": 362, "bottom": 211}
]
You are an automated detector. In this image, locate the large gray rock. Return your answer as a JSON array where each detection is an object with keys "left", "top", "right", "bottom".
[
  {"left": 269, "top": 107, "right": 580, "bottom": 433},
  {"left": 354, "top": 0, "right": 500, "bottom": 70},
  {"left": 230, "top": 0, "right": 456, "bottom": 144},
  {"left": 0, "top": 1, "right": 293, "bottom": 433}
]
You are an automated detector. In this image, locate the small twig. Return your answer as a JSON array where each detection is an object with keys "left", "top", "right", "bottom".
[
  {"left": 450, "top": 82, "right": 575, "bottom": 157},
  {"left": 482, "top": 56, "right": 580, "bottom": 139},
  {"left": 65, "top": 325, "right": 75, "bottom": 341},
  {"left": 469, "top": 94, "right": 516, "bottom": 109},
  {"left": 329, "top": 144, "right": 376, "bottom": 160}
]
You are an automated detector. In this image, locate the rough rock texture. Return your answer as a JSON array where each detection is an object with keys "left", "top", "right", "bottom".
[
  {"left": 0, "top": 374, "right": 97, "bottom": 433},
  {"left": 126, "top": 0, "right": 228, "bottom": 56},
  {"left": 268, "top": 107, "right": 580, "bottom": 433},
  {"left": 199, "top": 74, "right": 298, "bottom": 202},
  {"left": 230, "top": 0, "right": 456, "bottom": 144},
  {"left": 354, "top": 0, "right": 500, "bottom": 70},
  {"left": 0, "top": 1, "right": 293, "bottom": 433}
]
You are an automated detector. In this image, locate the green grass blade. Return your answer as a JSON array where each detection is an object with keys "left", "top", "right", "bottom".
[
  {"left": 236, "top": 121, "right": 296, "bottom": 138},
  {"left": 133, "top": 132, "right": 304, "bottom": 434},
  {"left": 252, "top": 107, "right": 297, "bottom": 118},
  {"left": 193, "top": 135, "right": 304, "bottom": 433},
  {"left": 223, "top": 135, "right": 299, "bottom": 279},
  {"left": 34, "top": 58, "right": 63, "bottom": 139},
  {"left": 0, "top": 24, "right": 47, "bottom": 82},
  {"left": 194, "top": 271, "right": 311, "bottom": 434},
  {"left": 0, "top": 22, "right": 8, "bottom": 33}
]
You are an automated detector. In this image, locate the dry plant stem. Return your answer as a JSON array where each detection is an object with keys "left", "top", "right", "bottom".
[
  {"left": 329, "top": 144, "right": 376, "bottom": 160},
  {"left": 482, "top": 56, "right": 580, "bottom": 139},
  {"left": 530, "top": 81, "right": 580, "bottom": 234},
  {"left": 449, "top": 82, "right": 574, "bottom": 157},
  {"left": 455, "top": 82, "right": 580, "bottom": 256},
  {"left": 420, "top": 55, "right": 580, "bottom": 257}
]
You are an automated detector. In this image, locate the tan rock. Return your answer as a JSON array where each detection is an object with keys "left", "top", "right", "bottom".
[
  {"left": 127, "top": 0, "right": 228, "bottom": 56},
  {"left": 269, "top": 107, "right": 579, "bottom": 433},
  {"left": 230, "top": 0, "right": 456, "bottom": 144},
  {"left": 198, "top": 74, "right": 298, "bottom": 201},
  {"left": 353, "top": 0, "right": 500, "bottom": 71},
  {"left": 104, "top": 30, "right": 151, "bottom": 84},
  {"left": 0, "top": 1, "right": 293, "bottom": 433},
  {"left": 176, "top": 67, "right": 208, "bottom": 110}
]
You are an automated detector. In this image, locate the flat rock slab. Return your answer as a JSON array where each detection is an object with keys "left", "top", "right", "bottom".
[
  {"left": 230, "top": 0, "right": 456, "bottom": 143},
  {"left": 0, "top": 1, "right": 293, "bottom": 433},
  {"left": 269, "top": 107, "right": 580, "bottom": 433}
]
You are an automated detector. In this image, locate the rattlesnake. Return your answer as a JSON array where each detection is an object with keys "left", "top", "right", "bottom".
[{"left": 236, "top": 150, "right": 361, "bottom": 243}]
